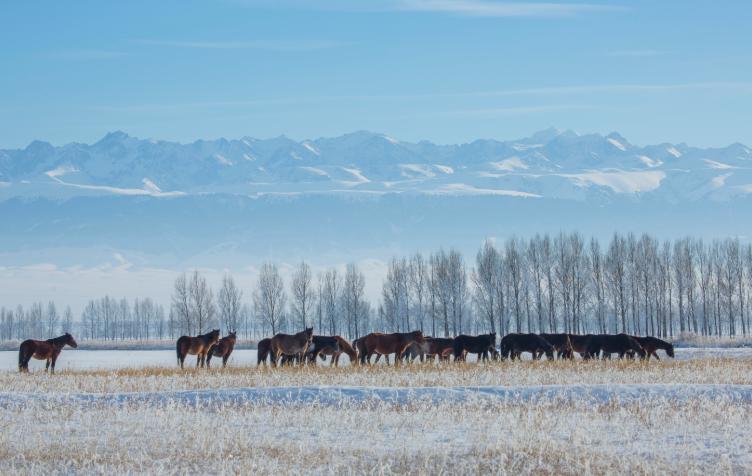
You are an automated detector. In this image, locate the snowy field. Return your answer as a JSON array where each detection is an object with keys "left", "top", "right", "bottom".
[
  {"left": 1, "top": 351, "right": 751, "bottom": 474},
  {"left": 2, "top": 346, "right": 752, "bottom": 372}
]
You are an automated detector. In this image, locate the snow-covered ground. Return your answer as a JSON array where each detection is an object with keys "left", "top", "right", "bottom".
[
  {"left": 1, "top": 347, "right": 750, "bottom": 372},
  {"left": 2, "top": 350, "right": 751, "bottom": 473}
]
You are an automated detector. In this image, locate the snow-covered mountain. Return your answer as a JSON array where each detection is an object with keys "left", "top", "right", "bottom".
[{"left": 2, "top": 128, "right": 751, "bottom": 202}]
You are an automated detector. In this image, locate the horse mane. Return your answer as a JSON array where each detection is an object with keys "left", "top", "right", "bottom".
[{"left": 46, "top": 334, "right": 70, "bottom": 347}]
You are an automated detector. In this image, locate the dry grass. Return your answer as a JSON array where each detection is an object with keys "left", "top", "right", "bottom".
[
  {"left": 2, "top": 358, "right": 752, "bottom": 394},
  {"left": 3, "top": 358, "right": 751, "bottom": 474},
  {"left": 0, "top": 396, "right": 749, "bottom": 475}
]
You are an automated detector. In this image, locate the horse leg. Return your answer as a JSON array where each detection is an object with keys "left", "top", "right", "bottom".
[
  {"left": 206, "top": 353, "right": 212, "bottom": 368},
  {"left": 51, "top": 355, "right": 58, "bottom": 374},
  {"left": 223, "top": 355, "right": 229, "bottom": 368},
  {"left": 652, "top": 352, "right": 660, "bottom": 361},
  {"left": 45, "top": 359, "right": 50, "bottom": 372}
]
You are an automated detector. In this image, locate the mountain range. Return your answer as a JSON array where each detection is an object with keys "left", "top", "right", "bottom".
[{"left": 2, "top": 128, "right": 751, "bottom": 202}]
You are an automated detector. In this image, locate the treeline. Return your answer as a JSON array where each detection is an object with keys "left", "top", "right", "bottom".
[{"left": 1, "top": 233, "right": 751, "bottom": 341}]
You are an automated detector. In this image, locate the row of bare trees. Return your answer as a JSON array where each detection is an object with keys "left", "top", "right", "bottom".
[{"left": 2, "top": 234, "right": 751, "bottom": 341}]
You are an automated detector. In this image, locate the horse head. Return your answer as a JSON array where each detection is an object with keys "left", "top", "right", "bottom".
[
  {"left": 210, "top": 329, "right": 221, "bottom": 343},
  {"left": 228, "top": 331, "right": 237, "bottom": 339},
  {"left": 411, "top": 330, "right": 425, "bottom": 343},
  {"left": 666, "top": 343, "right": 675, "bottom": 358},
  {"left": 304, "top": 327, "right": 314, "bottom": 344},
  {"left": 65, "top": 333, "right": 78, "bottom": 348}
]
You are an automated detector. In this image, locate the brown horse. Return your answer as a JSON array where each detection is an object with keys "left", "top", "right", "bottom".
[
  {"left": 402, "top": 337, "right": 455, "bottom": 363},
  {"left": 360, "top": 331, "right": 425, "bottom": 365},
  {"left": 206, "top": 331, "right": 237, "bottom": 368},
  {"left": 270, "top": 327, "right": 314, "bottom": 366},
  {"left": 318, "top": 336, "right": 358, "bottom": 367},
  {"left": 176, "top": 329, "right": 220, "bottom": 369},
  {"left": 257, "top": 337, "right": 272, "bottom": 366},
  {"left": 18, "top": 333, "right": 78, "bottom": 373}
]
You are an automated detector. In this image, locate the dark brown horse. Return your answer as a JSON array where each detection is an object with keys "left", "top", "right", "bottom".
[
  {"left": 402, "top": 337, "right": 455, "bottom": 363},
  {"left": 257, "top": 337, "right": 272, "bottom": 366},
  {"left": 206, "top": 331, "right": 237, "bottom": 368},
  {"left": 567, "top": 334, "right": 596, "bottom": 359},
  {"left": 499, "top": 333, "right": 554, "bottom": 360},
  {"left": 270, "top": 327, "right": 314, "bottom": 366},
  {"left": 305, "top": 335, "right": 341, "bottom": 365},
  {"left": 176, "top": 329, "right": 220, "bottom": 369},
  {"left": 319, "top": 336, "right": 358, "bottom": 367},
  {"left": 631, "top": 336, "right": 675, "bottom": 360},
  {"left": 360, "top": 331, "right": 425, "bottom": 365},
  {"left": 540, "top": 333, "right": 575, "bottom": 359},
  {"left": 18, "top": 333, "right": 78, "bottom": 373}
]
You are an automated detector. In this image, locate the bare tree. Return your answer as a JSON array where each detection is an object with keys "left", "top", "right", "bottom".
[
  {"left": 254, "top": 263, "right": 286, "bottom": 334},
  {"left": 218, "top": 274, "right": 243, "bottom": 332},
  {"left": 290, "top": 262, "right": 314, "bottom": 329}
]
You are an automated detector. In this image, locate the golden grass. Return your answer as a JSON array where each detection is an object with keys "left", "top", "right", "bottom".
[{"left": 3, "top": 358, "right": 751, "bottom": 395}]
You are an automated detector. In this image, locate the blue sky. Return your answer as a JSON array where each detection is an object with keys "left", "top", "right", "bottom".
[{"left": 1, "top": 0, "right": 750, "bottom": 148}]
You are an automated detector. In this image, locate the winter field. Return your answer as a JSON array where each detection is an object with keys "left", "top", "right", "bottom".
[{"left": 1, "top": 349, "right": 751, "bottom": 474}]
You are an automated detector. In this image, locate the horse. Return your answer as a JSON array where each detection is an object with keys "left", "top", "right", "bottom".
[
  {"left": 206, "top": 331, "right": 237, "bottom": 368},
  {"left": 18, "top": 333, "right": 78, "bottom": 373},
  {"left": 305, "top": 335, "right": 341, "bottom": 366},
  {"left": 587, "top": 334, "right": 645, "bottom": 360},
  {"left": 257, "top": 337, "right": 272, "bottom": 366},
  {"left": 567, "top": 334, "right": 597, "bottom": 359},
  {"left": 352, "top": 337, "right": 367, "bottom": 364},
  {"left": 176, "top": 329, "right": 220, "bottom": 369},
  {"left": 499, "top": 333, "right": 554, "bottom": 361},
  {"left": 631, "top": 336, "right": 675, "bottom": 360},
  {"left": 453, "top": 333, "right": 497, "bottom": 362},
  {"left": 402, "top": 337, "right": 455, "bottom": 363},
  {"left": 360, "top": 331, "right": 425, "bottom": 365},
  {"left": 270, "top": 327, "right": 314, "bottom": 366},
  {"left": 332, "top": 336, "right": 358, "bottom": 366},
  {"left": 539, "top": 333, "right": 574, "bottom": 359}
]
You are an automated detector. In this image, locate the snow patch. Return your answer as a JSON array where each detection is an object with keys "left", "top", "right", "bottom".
[
  {"left": 711, "top": 173, "right": 732, "bottom": 189},
  {"left": 432, "top": 183, "right": 541, "bottom": 198},
  {"left": 290, "top": 151, "right": 303, "bottom": 161},
  {"left": 382, "top": 135, "right": 399, "bottom": 145},
  {"left": 298, "top": 166, "right": 329, "bottom": 177},
  {"left": 45, "top": 165, "right": 78, "bottom": 179},
  {"left": 214, "top": 154, "right": 232, "bottom": 166},
  {"left": 638, "top": 155, "right": 662, "bottom": 168},
  {"left": 512, "top": 143, "right": 543, "bottom": 151},
  {"left": 491, "top": 157, "right": 528, "bottom": 172},
  {"left": 704, "top": 159, "right": 736, "bottom": 170},
  {"left": 302, "top": 142, "right": 320, "bottom": 156},
  {"left": 341, "top": 167, "right": 371, "bottom": 185},
  {"left": 4, "top": 384, "right": 751, "bottom": 407},
  {"left": 607, "top": 138, "right": 627, "bottom": 151},
  {"left": 399, "top": 164, "right": 435, "bottom": 178},
  {"left": 563, "top": 170, "right": 666, "bottom": 193},
  {"left": 667, "top": 146, "right": 682, "bottom": 158}
]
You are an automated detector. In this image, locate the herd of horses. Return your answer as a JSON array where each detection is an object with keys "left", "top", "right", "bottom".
[{"left": 17, "top": 328, "right": 675, "bottom": 373}]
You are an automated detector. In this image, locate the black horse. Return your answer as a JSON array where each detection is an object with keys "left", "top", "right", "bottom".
[
  {"left": 453, "top": 333, "right": 497, "bottom": 362},
  {"left": 499, "top": 333, "right": 555, "bottom": 360},
  {"left": 587, "top": 334, "right": 645, "bottom": 359}
]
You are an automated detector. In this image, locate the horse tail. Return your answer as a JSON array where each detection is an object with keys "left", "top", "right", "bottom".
[
  {"left": 176, "top": 339, "right": 182, "bottom": 366},
  {"left": 18, "top": 343, "right": 24, "bottom": 372}
]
